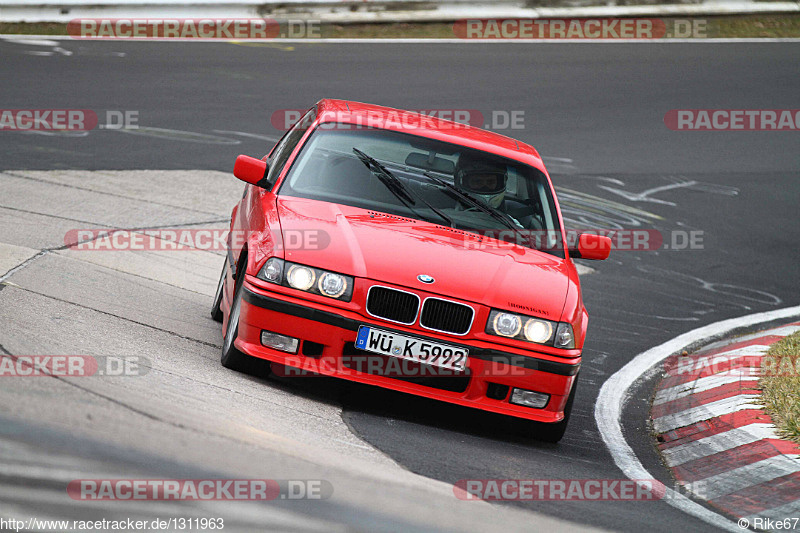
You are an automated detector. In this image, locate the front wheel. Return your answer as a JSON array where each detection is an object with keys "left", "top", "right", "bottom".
[
  {"left": 220, "top": 267, "right": 251, "bottom": 372},
  {"left": 211, "top": 259, "right": 226, "bottom": 322}
]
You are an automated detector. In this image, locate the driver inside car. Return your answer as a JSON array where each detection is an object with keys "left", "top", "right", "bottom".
[
  {"left": 454, "top": 154, "right": 509, "bottom": 209},
  {"left": 453, "top": 153, "right": 531, "bottom": 229}
]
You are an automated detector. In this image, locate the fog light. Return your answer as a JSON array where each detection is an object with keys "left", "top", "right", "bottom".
[
  {"left": 510, "top": 388, "right": 550, "bottom": 409},
  {"left": 261, "top": 331, "right": 299, "bottom": 354}
]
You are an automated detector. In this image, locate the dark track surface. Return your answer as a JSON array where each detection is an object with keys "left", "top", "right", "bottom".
[{"left": 2, "top": 38, "right": 799, "bottom": 532}]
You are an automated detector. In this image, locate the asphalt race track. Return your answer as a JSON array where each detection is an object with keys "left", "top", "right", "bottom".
[{"left": 1, "top": 38, "right": 799, "bottom": 532}]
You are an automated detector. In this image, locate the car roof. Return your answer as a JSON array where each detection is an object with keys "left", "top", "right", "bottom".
[{"left": 314, "top": 99, "right": 545, "bottom": 172}]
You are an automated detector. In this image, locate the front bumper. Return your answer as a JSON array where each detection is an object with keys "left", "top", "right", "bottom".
[{"left": 236, "top": 277, "right": 580, "bottom": 423}]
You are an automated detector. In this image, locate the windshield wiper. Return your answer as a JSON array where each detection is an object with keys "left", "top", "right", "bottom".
[
  {"left": 353, "top": 148, "right": 415, "bottom": 206},
  {"left": 421, "top": 171, "right": 519, "bottom": 232},
  {"left": 352, "top": 148, "right": 454, "bottom": 228}
]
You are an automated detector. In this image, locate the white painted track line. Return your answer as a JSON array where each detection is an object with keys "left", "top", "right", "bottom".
[
  {"left": 699, "top": 455, "right": 800, "bottom": 500},
  {"left": 653, "top": 375, "right": 759, "bottom": 406},
  {"left": 661, "top": 423, "right": 778, "bottom": 467},
  {"left": 653, "top": 394, "right": 762, "bottom": 433},
  {"left": 664, "top": 344, "right": 770, "bottom": 377},
  {"left": 595, "top": 305, "right": 800, "bottom": 533},
  {"left": 730, "top": 324, "right": 800, "bottom": 343},
  {"left": 752, "top": 325, "right": 800, "bottom": 338},
  {"left": 745, "top": 499, "right": 800, "bottom": 522}
]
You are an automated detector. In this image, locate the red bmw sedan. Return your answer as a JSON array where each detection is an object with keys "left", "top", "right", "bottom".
[{"left": 212, "top": 99, "right": 610, "bottom": 442}]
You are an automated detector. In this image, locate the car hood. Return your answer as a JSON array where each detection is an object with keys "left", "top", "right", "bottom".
[{"left": 275, "top": 197, "right": 569, "bottom": 321}]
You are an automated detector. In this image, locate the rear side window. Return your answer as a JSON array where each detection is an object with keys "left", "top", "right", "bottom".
[{"left": 266, "top": 109, "right": 315, "bottom": 185}]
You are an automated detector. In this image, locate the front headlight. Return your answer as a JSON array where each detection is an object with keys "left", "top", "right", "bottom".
[
  {"left": 492, "top": 312, "right": 522, "bottom": 337},
  {"left": 286, "top": 264, "right": 316, "bottom": 291},
  {"left": 524, "top": 319, "right": 553, "bottom": 344},
  {"left": 486, "top": 309, "right": 574, "bottom": 349},
  {"left": 318, "top": 272, "right": 347, "bottom": 298},
  {"left": 257, "top": 258, "right": 353, "bottom": 302}
]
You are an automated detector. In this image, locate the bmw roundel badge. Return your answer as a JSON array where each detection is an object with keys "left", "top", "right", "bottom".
[{"left": 417, "top": 274, "right": 435, "bottom": 284}]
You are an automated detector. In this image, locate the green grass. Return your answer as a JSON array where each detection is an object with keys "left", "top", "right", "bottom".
[
  {"left": 760, "top": 331, "right": 800, "bottom": 445},
  {"left": 2, "top": 14, "right": 800, "bottom": 39}
]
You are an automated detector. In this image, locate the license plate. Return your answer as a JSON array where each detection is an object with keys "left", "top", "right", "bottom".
[{"left": 355, "top": 326, "right": 468, "bottom": 372}]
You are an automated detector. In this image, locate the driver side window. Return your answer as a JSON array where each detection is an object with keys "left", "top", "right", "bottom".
[{"left": 265, "top": 109, "right": 316, "bottom": 185}]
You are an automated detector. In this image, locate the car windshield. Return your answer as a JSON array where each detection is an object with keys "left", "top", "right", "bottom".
[{"left": 278, "top": 124, "right": 564, "bottom": 256}]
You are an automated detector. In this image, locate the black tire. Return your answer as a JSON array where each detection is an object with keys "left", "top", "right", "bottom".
[
  {"left": 211, "top": 259, "right": 226, "bottom": 322},
  {"left": 220, "top": 262, "right": 251, "bottom": 372},
  {"left": 519, "top": 374, "right": 579, "bottom": 443}
]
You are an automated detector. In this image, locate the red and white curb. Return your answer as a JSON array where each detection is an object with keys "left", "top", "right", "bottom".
[
  {"left": 652, "top": 322, "right": 800, "bottom": 523},
  {"left": 596, "top": 306, "right": 800, "bottom": 532}
]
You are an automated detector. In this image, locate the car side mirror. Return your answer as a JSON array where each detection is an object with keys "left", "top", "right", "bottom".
[
  {"left": 233, "top": 155, "right": 269, "bottom": 187},
  {"left": 571, "top": 233, "right": 611, "bottom": 260}
]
